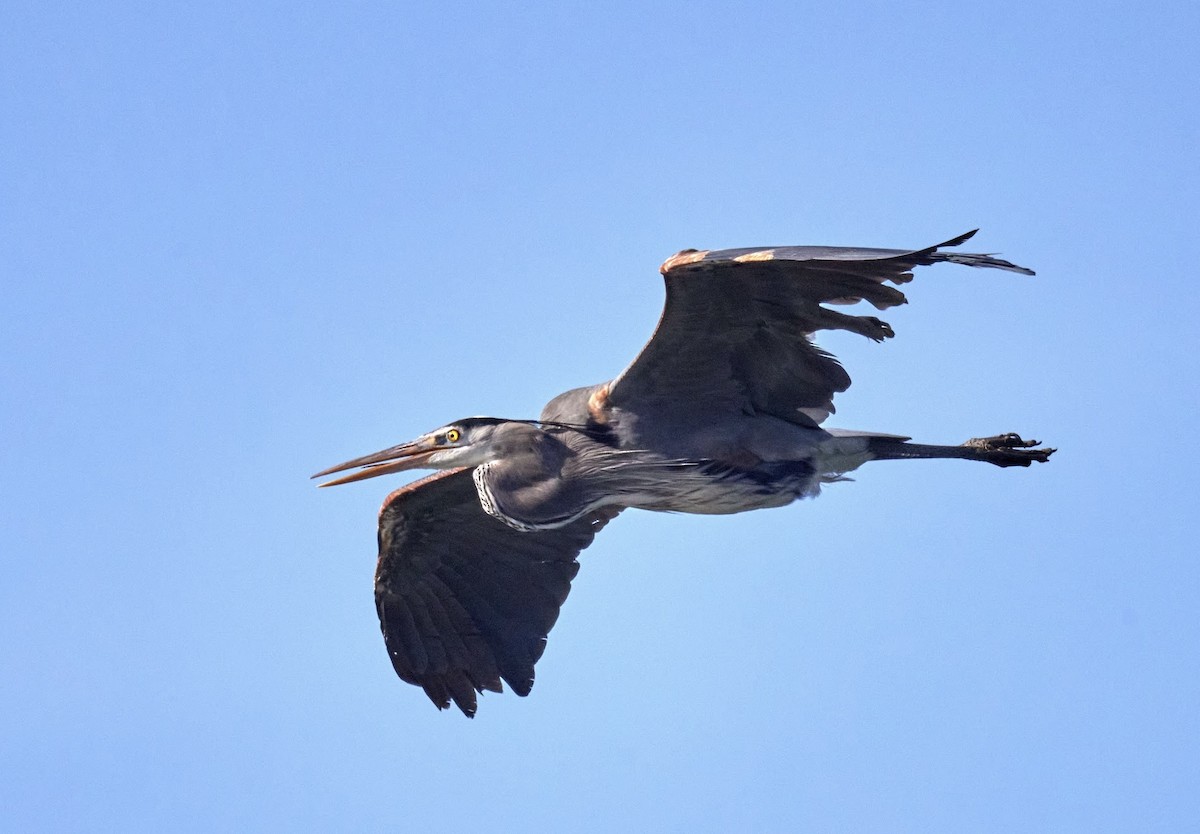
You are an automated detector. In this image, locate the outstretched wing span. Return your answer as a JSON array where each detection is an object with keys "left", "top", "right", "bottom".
[
  {"left": 374, "top": 469, "right": 619, "bottom": 717},
  {"left": 601, "top": 230, "right": 1033, "bottom": 429}
]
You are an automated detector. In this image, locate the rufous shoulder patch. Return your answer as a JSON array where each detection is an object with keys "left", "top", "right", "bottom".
[{"left": 586, "top": 383, "right": 611, "bottom": 424}]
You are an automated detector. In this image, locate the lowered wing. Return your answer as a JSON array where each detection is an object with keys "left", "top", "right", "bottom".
[{"left": 374, "top": 468, "right": 619, "bottom": 717}]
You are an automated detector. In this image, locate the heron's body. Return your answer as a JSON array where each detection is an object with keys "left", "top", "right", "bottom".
[
  {"left": 315, "top": 230, "right": 1055, "bottom": 716},
  {"left": 541, "top": 388, "right": 868, "bottom": 519},
  {"left": 469, "top": 415, "right": 826, "bottom": 530}
]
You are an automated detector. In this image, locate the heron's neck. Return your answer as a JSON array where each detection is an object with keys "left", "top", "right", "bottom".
[
  {"left": 484, "top": 424, "right": 569, "bottom": 470},
  {"left": 472, "top": 427, "right": 584, "bottom": 530}
]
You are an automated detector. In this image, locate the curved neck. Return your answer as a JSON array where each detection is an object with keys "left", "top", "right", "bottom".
[{"left": 472, "top": 427, "right": 585, "bottom": 530}]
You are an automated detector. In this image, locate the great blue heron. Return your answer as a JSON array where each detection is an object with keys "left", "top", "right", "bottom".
[{"left": 314, "top": 229, "right": 1054, "bottom": 716}]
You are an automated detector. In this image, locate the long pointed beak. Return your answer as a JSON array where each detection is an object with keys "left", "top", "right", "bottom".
[{"left": 311, "top": 440, "right": 437, "bottom": 487}]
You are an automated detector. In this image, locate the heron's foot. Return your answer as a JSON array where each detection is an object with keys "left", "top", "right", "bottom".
[{"left": 962, "top": 433, "right": 1056, "bottom": 467}]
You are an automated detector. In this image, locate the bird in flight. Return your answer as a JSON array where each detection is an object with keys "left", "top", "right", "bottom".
[{"left": 314, "top": 229, "right": 1054, "bottom": 717}]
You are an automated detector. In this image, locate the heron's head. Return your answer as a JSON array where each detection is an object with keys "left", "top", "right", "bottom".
[{"left": 312, "top": 417, "right": 531, "bottom": 487}]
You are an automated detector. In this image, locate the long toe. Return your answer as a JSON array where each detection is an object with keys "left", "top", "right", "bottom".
[{"left": 962, "top": 434, "right": 1055, "bottom": 467}]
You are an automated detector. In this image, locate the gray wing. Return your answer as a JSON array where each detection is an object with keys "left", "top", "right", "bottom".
[
  {"left": 374, "top": 468, "right": 619, "bottom": 717},
  {"left": 600, "top": 230, "right": 1034, "bottom": 428}
]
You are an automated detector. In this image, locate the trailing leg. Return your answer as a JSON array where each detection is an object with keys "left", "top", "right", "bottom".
[{"left": 868, "top": 433, "right": 1055, "bottom": 468}]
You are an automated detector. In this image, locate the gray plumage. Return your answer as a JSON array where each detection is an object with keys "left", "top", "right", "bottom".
[{"left": 315, "top": 229, "right": 1054, "bottom": 716}]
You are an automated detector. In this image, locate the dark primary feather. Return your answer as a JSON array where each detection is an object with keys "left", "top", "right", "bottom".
[
  {"left": 605, "top": 230, "right": 1034, "bottom": 431},
  {"left": 374, "top": 468, "right": 619, "bottom": 717}
]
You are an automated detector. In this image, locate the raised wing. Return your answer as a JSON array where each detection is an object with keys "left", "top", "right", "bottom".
[
  {"left": 374, "top": 468, "right": 619, "bottom": 717},
  {"left": 601, "top": 230, "right": 1033, "bottom": 428}
]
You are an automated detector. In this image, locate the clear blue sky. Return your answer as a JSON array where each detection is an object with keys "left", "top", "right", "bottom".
[{"left": 3, "top": 1, "right": 1197, "bottom": 831}]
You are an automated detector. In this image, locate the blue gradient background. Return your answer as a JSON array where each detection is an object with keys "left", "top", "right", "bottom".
[{"left": 3, "top": 2, "right": 1197, "bottom": 831}]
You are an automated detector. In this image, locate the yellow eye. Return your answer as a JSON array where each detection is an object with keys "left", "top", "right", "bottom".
[{"left": 445, "top": 428, "right": 461, "bottom": 443}]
